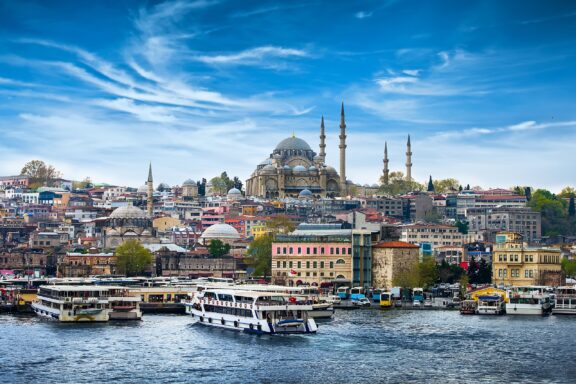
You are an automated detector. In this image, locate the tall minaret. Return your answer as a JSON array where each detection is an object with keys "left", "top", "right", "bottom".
[
  {"left": 383, "top": 142, "right": 389, "bottom": 185},
  {"left": 339, "top": 102, "right": 347, "bottom": 195},
  {"left": 319, "top": 115, "right": 326, "bottom": 164},
  {"left": 147, "top": 163, "right": 153, "bottom": 217},
  {"left": 406, "top": 135, "right": 412, "bottom": 181}
]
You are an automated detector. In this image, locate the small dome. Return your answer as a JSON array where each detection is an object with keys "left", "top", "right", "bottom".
[
  {"left": 298, "top": 189, "right": 313, "bottom": 198},
  {"left": 293, "top": 165, "right": 307, "bottom": 172},
  {"left": 283, "top": 165, "right": 292, "bottom": 170},
  {"left": 275, "top": 137, "right": 312, "bottom": 151},
  {"left": 200, "top": 223, "right": 240, "bottom": 241},
  {"left": 110, "top": 204, "right": 148, "bottom": 219},
  {"left": 325, "top": 166, "right": 338, "bottom": 174},
  {"left": 308, "top": 166, "right": 317, "bottom": 171},
  {"left": 261, "top": 164, "right": 276, "bottom": 174},
  {"left": 259, "top": 158, "right": 273, "bottom": 166},
  {"left": 227, "top": 188, "right": 241, "bottom": 196},
  {"left": 182, "top": 179, "right": 196, "bottom": 186}
]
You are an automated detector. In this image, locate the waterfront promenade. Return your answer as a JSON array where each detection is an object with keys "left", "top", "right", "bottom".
[{"left": 2, "top": 309, "right": 574, "bottom": 383}]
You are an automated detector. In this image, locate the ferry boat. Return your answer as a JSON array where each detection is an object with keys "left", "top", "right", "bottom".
[
  {"left": 185, "top": 288, "right": 318, "bottom": 334},
  {"left": 506, "top": 286, "right": 552, "bottom": 315},
  {"left": 476, "top": 295, "right": 505, "bottom": 315},
  {"left": 460, "top": 300, "right": 477, "bottom": 315},
  {"left": 552, "top": 286, "right": 576, "bottom": 315},
  {"left": 108, "top": 287, "right": 142, "bottom": 320},
  {"left": 32, "top": 285, "right": 111, "bottom": 322},
  {"left": 130, "top": 287, "right": 194, "bottom": 314}
]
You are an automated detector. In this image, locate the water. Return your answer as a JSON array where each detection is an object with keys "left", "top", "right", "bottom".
[{"left": 1, "top": 310, "right": 575, "bottom": 383}]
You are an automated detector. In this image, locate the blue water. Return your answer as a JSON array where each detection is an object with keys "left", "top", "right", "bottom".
[{"left": 1, "top": 310, "right": 575, "bottom": 383}]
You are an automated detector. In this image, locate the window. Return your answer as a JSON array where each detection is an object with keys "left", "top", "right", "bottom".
[
  {"left": 348, "top": 248, "right": 352, "bottom": 255},
  {"left": 320, "top": 248, "right": 325, "bottom": 255},
  {"left": 276, "top": 261, "right": 280, "bottom": 268},
  {"left": 289, "top": 247, "right": 293, "bottom": 254},
  {"left": 313, "top": 261, "right": 317, "bottom": 268},
  {"left": 306, "top": 261, "right": 310, "bottom": 268},
  {"left": 330, "top": 261, "right": 334, "bottom": 269},
  {"left": 306, "top": 272, "right": 310, "bottom": 276},
  {"left": 282, "top": 261, "right": 286, "bottom": 268},
  {"left": 313, "top": 248, "right": 317, "bottom": 255},
  {"left": 283, "top": 247, "right": 287, "bottom": 254},
  {"left": 336, "top": 248, "right": 340, "bottom": 255},
  {"left": 306, "top": 247, "right": 310, "bottom": 255},
  {"left": 336, "top": 259, "right": 345, "bottom": 264},
  {"left": 297, "top": 261, "right": 301, "bottom": 268},
  {"left": 320, "top": 261, "right": 324, "bottom": 269},
  {"left": 289, "top": 261, "right": 293, "bottom": 268},
  {"left": 297, "top": 247, "right": 302, "bottom": 255},
  {"left": 276, "top": 247, "right": 280, "bottom": 254},
  {"left": 330, "top": 248, "right": 334, "bottom": 255}
]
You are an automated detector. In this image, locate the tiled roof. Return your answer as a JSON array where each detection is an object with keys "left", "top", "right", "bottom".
[{"left": 373, "top": 241, "right": 419, "bottom": 249}]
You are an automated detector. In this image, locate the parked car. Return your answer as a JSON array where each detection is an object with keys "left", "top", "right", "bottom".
[{"left": 352, "top": 298, "right": 371, "bottom": 307}]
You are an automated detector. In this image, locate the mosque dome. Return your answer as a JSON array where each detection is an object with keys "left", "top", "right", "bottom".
[
  {"left": 182, "top": 179, "right": 196, "bottom": 186},
  {"left": 298, "top": 189, "right": 313, "bottom": 198},
  {"left": 137, "top": 185, "right": 148, "bottom": 194},
  {"left": 283, "top": 165, "right": 292, "bottom": 170},
  {"left": 259, "top": 158, "right": 273, "bottom": 166},
  {"left": 110, "top": 204, "right": 148, "bottom": 219},
  {"left": 200, "top": 223, "right": 240, "bottom": 241},
  {"left": 293, "top": 165, "right": 307, "bottom": 172},
  {"left": 325, "top": 166, "right": 338, "bottom": 174},
  {"left": 308, "top": 165, "right": 317, "bottom": 171},
  {"left": 227, "top": 188, "right": 242, "bottom": 198},
  {"left": 261, "top": 164, "right": 276, "bottom": 174},
  {"left": 275, "top": 137, "right": 312, "bottom": 151}
]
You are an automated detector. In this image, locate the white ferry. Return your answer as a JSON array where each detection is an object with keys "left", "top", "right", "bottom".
[
  {"left": 32, "top": 285, "right": 111, "bottom": 322},
  {"left": 506, "top": 286, "right": 552, "bottom": 316},
  {"left": 476, "top": 295, "right": 505, "bottom": 315},
  {"left": 32, "top": 285, "right": 142, "bottom": 322},
  {"left": 185, "top": 288, "right": 318, "bottom": 334},
  {"left": 552, "top": 286, "right": 576, "bottom": 315}
]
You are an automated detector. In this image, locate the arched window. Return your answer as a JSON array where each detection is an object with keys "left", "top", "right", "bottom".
[{"left": 336, "top": 259, "right": 345, "bottom": 264}]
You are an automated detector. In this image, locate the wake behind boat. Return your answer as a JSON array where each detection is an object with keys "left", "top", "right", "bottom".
[{"left": 185, "top": 288, "right": 317, "bottom": 335}]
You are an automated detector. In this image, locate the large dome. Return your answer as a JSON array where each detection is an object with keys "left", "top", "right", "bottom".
[
  {"left": 200, "top": 223, "right": 240, "bottom": 241},
  {"left": 110, "top": 204, "right": 148, "bottom": 219},
  {"left": 182, "top": 179, "right": 196, "bottom": 186},
  {"left": 275, "top": 137, "right": 312, "bottom": 151}
]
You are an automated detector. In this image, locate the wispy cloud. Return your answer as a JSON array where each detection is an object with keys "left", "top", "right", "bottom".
[
  {"left": 193, "top": 46, "right": 309, "bottom": 67},
  {"left": 355, "top": 11, "right": 373, "bottom": 19},
  {"left": 434, "top": 120, "right": 576, "bottom": 139}
]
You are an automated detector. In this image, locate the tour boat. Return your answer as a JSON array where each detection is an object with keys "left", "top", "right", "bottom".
[
  {"left": 32, "top": 285, "right": 111, "bottom": 322},
  {"left": 185, "top": 288, "right": 318, "bottom": 334},
  {"left": 506, "top": 286, "right": 552, "bottom": 315},
  {"left": 552, "top": 286, "right": 576, "bottom": 315},
  {"left": 459, "top": 299, "right": 477, "bottom": 315},
  {"left": 476, "top": 295, "right": 505, "bottom": 315},
  {"left": 108, "top": 287, "right": 142, "bottom": 320}
]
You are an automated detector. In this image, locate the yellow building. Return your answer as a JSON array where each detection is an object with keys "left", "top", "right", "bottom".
[
  {"left": 492, "top": 232, "right": 563, "bottom": 287},
  {"left": 153, "top": 216, "right": 182, "bottom": 232},
  {"left": 251, "top": 224, "right": 272, "bottom": 239}
]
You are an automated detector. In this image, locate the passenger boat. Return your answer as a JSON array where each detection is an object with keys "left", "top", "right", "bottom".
[
  {"left": 476, "top": 295, "right": 505, "bottom": 315},
  {"left": 108, "top": 287, "right": 142, "bottom": 320},
  {"left": 32, "top": 285, "right": 111, "bottom": 322},
  {"left": 130, "top": 287, "right": 194, "bottom": 314},
  {"left": 552, "top": 286, "right": 576, "bottom": 315},
  {"left": 460, "top": 300, "right": 477, "bottom": 315},
  {"left": 506, "top": 286, "right": 552, "bottom": 315},
  {"left": 185, "top": 288, "right": 318, "bottom": 334}
]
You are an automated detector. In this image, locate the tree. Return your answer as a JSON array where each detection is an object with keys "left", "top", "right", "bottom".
[
  {"left": 245, "top": 234, "right": 273, "bottom": 277},
  {"left": 558, "top": 186, "right": 576, "bottom": 198},
  {"left": 525, "top": 187, "right": 532, "bottom": 201},
  {"left": 115, "top": 239, "right": 153, "bottom": 277},
  {"left": 427, "top": 175, "right": 435, "bottom": 192},
  {"left": 379, "top": 171, "right": 425, "bottom": 195},
  {"left": 477, "top": 258, "right": 492, "bottom": 284},
  {"left": 209, "top": 176, "right": 227, "bottom": 195},
  {"left": 72, "top": 177, "right": 92, "bottom": 190},
  {"left": 528, "top": 189, "right": 571, "bottom": 236},
  {"left": 433, "top": 178, "right": 460, "bottom": 193},
  {"left": 197, "top": 178, "right": 207, "bottom": 196},
  {"left": 561, "top": 258, "right": 576, "bottom": 278},
  {"left": 392, "top": 261, "right": 420, "bottom": 289},
  {"left": 467, "top": 256, "right": 479, "bottom": 284},
  {"left": 208, "top": 239, "right": 231, "bottom": 258},
  {"left": 465, "top": 184, "right": 470, "bottom": 190},
  {"left": 266, "top": 215, "right": 296, "bottom": 234},
  {"left": 419, "top": 256, "right": 438, "bottom": 288},
  {"left": 455, "top": 220, "right": 469, "bottom": 234},
  {"left": 423, "top": 209, "right": 442, "bottom": 224},
  {"left": 20, "top": 160, "right": 62, "bottom": 188},
  {"left": 569, "top": 196, "right": 576, "bottom": 217},
  {"left": 232, "top": 176, "right": 243, "bottom": 191}
]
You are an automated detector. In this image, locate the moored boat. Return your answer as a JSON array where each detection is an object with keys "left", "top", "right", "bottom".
[
  {"left": 460, "top": 300, "right": 477, "bottom": 315},
  {"left": 185, "top": 288, "right": 317, "bottom": 335},
  {"left": 32, "top": 285, "right": 111, "bottom": 322},
  {"left": 476, "top": 295, "right": 505, "bottom": 315},
  {"left": 506, "top": 286, "right": 552, "bottom": 316},
  {"left": 552, "top": 286, "right": 576, "bottom": 315}
]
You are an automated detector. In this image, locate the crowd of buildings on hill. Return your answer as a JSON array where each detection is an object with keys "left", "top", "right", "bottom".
[{"left": 0, "top": 107, "right": 572, "bottom": 289}]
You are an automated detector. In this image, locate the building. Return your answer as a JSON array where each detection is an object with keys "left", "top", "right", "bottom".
[
  {"left": 400, "top": 224, "right": 463, "bottom": 248},
  {"left": 245, "top": 105, "right": 348, "bottom": 198},
  {"left": 371, "top": 241, "right": 419, "bottom": 290},
  {"left": 103, "top": 204, "right": 157, "bottom": 248},
  {"left": 466, "top": 207, "right": 541, "bottom": 243},
  {"left": 492, "top": 232, "right": 563, "bottom": 287},
  {"left": 181, "top": 179, "right": 198, "bottom": 198},
  {"left": 0, "top": 248, "right": 54, "bottom": 276},
  {"left": 200, "top": 223, "right": 241, "bottom": 245},
  {"left": 362, "top": 196, "right": 404, "bottom": 218},
  {"left": 58, "top": 251, "right": 116, "bottom": 277},
  {"left": 0, "top": 175, "right": 30, "bottom": 189}
]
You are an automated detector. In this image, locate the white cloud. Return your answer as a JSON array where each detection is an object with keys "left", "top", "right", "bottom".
[
  {"left": 193, "top": 46, "right": 309, "bottom": 66},
  {"left": 355, "top": 11, "right": 373, "bottom": 19}
]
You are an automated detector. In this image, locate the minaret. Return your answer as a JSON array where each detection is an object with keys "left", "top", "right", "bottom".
[
  {"left": 339, "top": 102, "right": 347, "bottom": 195},
  {"left": 319, "top": 115, "right": 326, "bottom": 164},
  {"left": 147, "top": 163, "right": 153, "bottom": 217},
  {"left": 383, "top": 142, "right": 389, "bottom": 185},
  {"left": 406, "top": 135, "right": 412, "bottom": 181}
]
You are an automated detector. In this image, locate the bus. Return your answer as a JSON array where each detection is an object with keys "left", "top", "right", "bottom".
[
  {"left": 350, "top": 287, "right": 366, "bottom": 300},
  {"left": 372, "top": 288, "right": 383, "bottom": 303},
  {"left": 413, "top": 288, "right": 424, "bottom": 304},
  {"left": 336, "top": 286, "right": 350, "bottom": 300},
  {"left": 379, "top": 291, "right": 393, "bottom": 308}
]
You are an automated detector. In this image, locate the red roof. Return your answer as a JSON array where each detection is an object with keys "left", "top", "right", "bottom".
[{"left": 373, "top": 241, "right": 419, "bottom": 249}]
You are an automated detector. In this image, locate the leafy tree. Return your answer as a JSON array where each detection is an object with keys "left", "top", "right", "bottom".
[
  {"left": 477, "top": 258, "right": 492, "bottom": 284},
  {"left": 561, "top": 258, "right": 576, "bottom": 278},
  {"left": 467, "top": 256, "right": 479, "bottom": 283},
  {"left": 266, "top": 215, "right": 296, "bottom": 234},
  {"left": 433, "top": 178, "right": 460, "bottom": 193},
  {"left": 459, "top": 274, "right": 469, "bottom": 298},
  {"left": 232, "top": 176, "right": 243, "bottom": 191},
  {"left": 458, "top": 185, "right": 463, "bottom": 192},
  {"left": 427, "top": 175, "right": 435, "bottom": 192},
  {"left": 20, "top": 160, "right": 62, "bottom": 188},
  {"left": 379, "top": 171, "right": 425, "bottom": 195},
  {"left": 525, "top": 187, "right": 532, "bottom": 201},
  {"left": 569, "top": 196, "right": 576, "bottom": 217},
  {"left": 455, "top": 220, "right": 469, "bottom": 234},
  {"left": 392, "top": 261, "right": 420, "bottom": 289},
  {"left": 209, "top": 176, "right": 227, "bottom": 195},
  {"left": 72, "top": 177, "right": 93, "bottom": 190},
  {"left": 419, "top": 256, "right": 438, "bottom": 288},
  {"left": 115, "top": 239, "right": 153, "bottom": 277},
  {"left": 197, "top": 178, "right": 207, "bottom": 196},
  {"left": 558, "top": 186, "right": 576, "bottom": 198},
  {"left": 208, "top": 239, "right": 231, "bottom": 258},
  {"left": 528, "top": 189, "right": 572, "bottom": 236},
  {"left": 245, "top": 234, "right": 273, "bottom": 277},
  {"left": 423, "top": 209, "right": 443, "bottom": 223},
  {"left": 465, "top": 184, "right": 470, "bottom": 190}
]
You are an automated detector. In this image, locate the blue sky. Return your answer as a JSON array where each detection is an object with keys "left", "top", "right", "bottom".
[{"left": 1, "top": 0, "right": 575, "bottom": 191}]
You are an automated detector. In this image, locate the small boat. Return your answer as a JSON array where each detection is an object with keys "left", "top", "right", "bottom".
[
  {"left": 552, "top": 286, "right": 576, "bottom": 315},
  {"left": 476, "top": 295, "right": 505, "bottom": 315},
  {"left": 460, "top": 300, "right": 477, "bottom": 315},
  {"left": 506, "top": 286, "right": 552, "bottom": 316}
]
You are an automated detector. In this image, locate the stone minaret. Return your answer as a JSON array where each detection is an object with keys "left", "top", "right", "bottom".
[
  {"left": 147, "top": 163, "right": 153, "bottom": 217},
  {"left": 383, "top": 142, "right": 389, "bottom": 185},
  {"left": 406, "top": 135, "right": 412, "bottom": 181},
  {"left": 319, "top": 115, "right": 326, "bottom": 164},
  {"left": 339, "top": 102, "right": 347, "bottom": 195}
]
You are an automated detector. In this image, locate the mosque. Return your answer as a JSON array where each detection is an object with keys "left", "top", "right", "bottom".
[{"left": 245, "top": 103, "right": 350, "bottom": 198}]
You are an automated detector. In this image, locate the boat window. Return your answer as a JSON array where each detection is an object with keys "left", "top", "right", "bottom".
[{"left": 218, "top": 294, "right": 234, "bottom": 302}]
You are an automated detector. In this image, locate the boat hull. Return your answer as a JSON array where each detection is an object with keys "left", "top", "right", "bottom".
[
  {"left": 506, "top": 304, "right": 549, "bottom": 315},
  {"left": 32, "top": 302, "right": 109, "bottom": 322}
]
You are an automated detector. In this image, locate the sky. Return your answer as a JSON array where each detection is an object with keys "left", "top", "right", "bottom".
[{"left": 0, "top": 0, "right": 575, "bottom": 192}]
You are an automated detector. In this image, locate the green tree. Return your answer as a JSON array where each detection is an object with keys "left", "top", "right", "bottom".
[
  {"left": 232, "top": 176, "right": 243, "bottom": 191},
  {"left": 115, "top": 239, "right": 153, "bottom": 277},
  {"left": 392, "top": 261, "right": 420, "bottom": 289},
  {"left": 427, "top": 175, "right": 435, "bottom": 192},
  {"left": 72, "top": 177, "right": 92, "bottom": 190},
  {"left": 528, "top": 189, "right": 571, "bottom": 236},
  {"left": 477, "top": 258, "right": 492, "bottom": 284},
  {"left": 569, "top": 196, "right": 575, "bottom": 217},
  {"left": 525, "top": 187, "right": 532, "bottom": 201},
  {"left": 459, "top": 274, "right": 469, "bottom": 298},
  {"left": 210, "top": 176, "right": 227, "bottom": 195},
  {"left": 20, "top": 160, "right": 62, "bottom": 189},
  {"left": 561, "top": 258, "right": 576, "bottom": 278},
  {"left": 455, "top": 220, "right": 469, "bottom": 234},
  {"left": 208, "top": 239, "right": 231, "bottom": 258},
  {"left": 467, "top": 256, "right": 479, "bottom": 284},
  {"left": 433, "top": 178, "right": 460, "bottom": 193},
  {"left": 379, "top": 171, "right": 425, "bottom": 195},
  {"left": 245, "top": 234, "right": 273, "bottom": 277},
  {"left": 266, "top": 215, "right": 296, "bottom": 234},
  {"left": 419, "top": 256, "right": 438, "bottom": 288},
  {"left": 558, "top": 186, "right": 576, "bottom": 198}
]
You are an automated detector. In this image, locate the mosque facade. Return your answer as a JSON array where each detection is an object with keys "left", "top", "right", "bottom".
[{"left": 245, "top": 104, "right": 349, "bottom": 198}]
